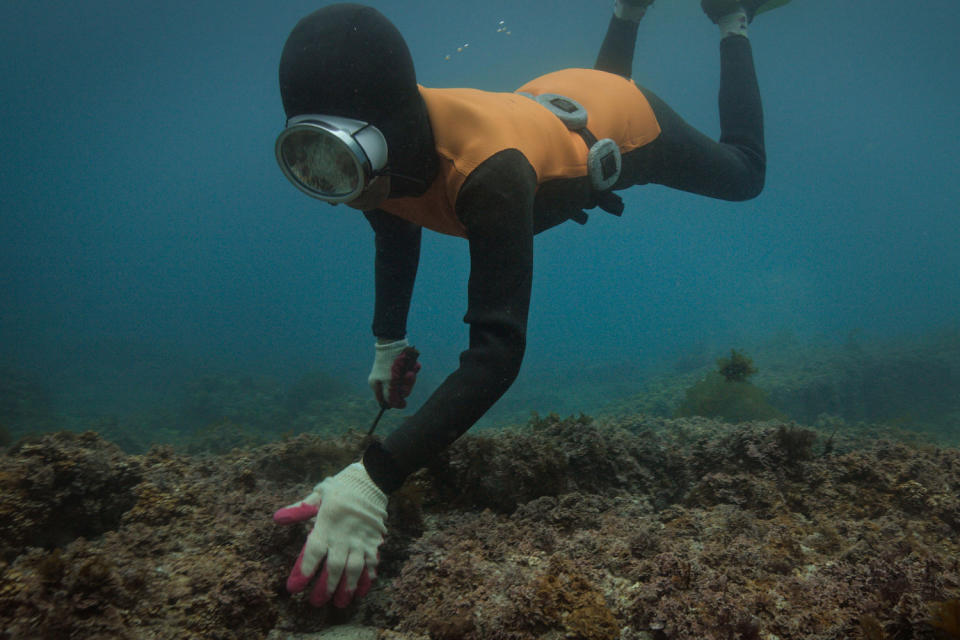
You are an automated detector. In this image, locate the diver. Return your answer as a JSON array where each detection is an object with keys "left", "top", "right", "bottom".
[{"left": 272, "top": 0, "right": 788, "bottom": 608}]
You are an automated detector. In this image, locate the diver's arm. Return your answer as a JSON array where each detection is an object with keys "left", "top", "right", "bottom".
[
  {"left": 363, "top": 150, "right": 537, "bottom": 491},
  {"left": 363, "top": 210, "right": 422, "bottom": 340}
]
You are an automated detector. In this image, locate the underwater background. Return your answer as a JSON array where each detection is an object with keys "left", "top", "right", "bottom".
[
  {"left": 1, "top": 1, "right": 960, "bottom": 639},
  {"left": 3, "top": 0, "right": 959, "bottom": 447}
]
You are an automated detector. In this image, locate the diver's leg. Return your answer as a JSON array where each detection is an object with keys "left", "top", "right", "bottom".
[
  {"left": 623, "top": 35, "right": 765, "bottom": 201},
  {"left": 595, "top": 1, "right": 655, "bottom": 79},
  {"left": 595, "top": 17, "right": 639, "bottom": 79}
]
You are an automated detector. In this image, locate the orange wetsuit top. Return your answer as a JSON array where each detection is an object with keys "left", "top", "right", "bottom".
[{"left": 378, "top": 67, "right": 661, "bottom": 237}]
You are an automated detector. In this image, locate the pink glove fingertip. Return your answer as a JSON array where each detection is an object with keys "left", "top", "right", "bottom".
[
  {"left": 286, "top": 546, "right": 313, "bottom": 594},
  {"left": 353, "top": 567, "right": 374, "bottom": 600},
  {"left": 273, "top": 502, "right": 319, "bottom": 525},
  {"left": 332, "top": 571, "right": 354, "bottom": 608},
  {"left": 308, "top": 565, "right": 332, "bottom": 607}
]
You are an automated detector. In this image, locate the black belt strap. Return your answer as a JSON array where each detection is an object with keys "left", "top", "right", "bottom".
[
  {"left": 534, "top": 95, "right": 625, "bottom": 225},
  {"left": 572, "top": 128, "right": 624, "bottom": 220}
]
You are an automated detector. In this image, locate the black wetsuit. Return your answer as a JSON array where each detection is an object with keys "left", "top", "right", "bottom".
[{"left": 362, "top": 19, "right": 766, "bottom": 493}]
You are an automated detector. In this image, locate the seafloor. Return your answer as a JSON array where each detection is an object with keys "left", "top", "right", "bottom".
[{"left": 1, "top": 413, "right": 958, "bottom": 640}]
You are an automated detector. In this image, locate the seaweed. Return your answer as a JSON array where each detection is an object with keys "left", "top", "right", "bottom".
[
  {"left": 674, "top": 375, "right": 775, "bottom": 421},
  {"left": 929, "top": 599, "right": 960, "bottom": 639},
  {"left": 717, "top": 349, "right": 758, "bottom": 382},
  {"left": 531, "top": 556, "right": 620, "bottom": 640},
  {"left": 675, "top": 352, "right": 783, "bottom": 423},
  {"left": 859, "top": 614, "right": 886, "bottom": 640},
  {"left": 774, "top": 424, "right": 817, "bottom": 462},
  {"left": 35, "top": 548, "right": 65, "bottom": 586},
  {"left": 857, "top": 600, "right": 960, "bottom": 640}
]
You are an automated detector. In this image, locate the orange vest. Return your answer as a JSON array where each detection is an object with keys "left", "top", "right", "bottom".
[{"left": 379, "top": 68, "right": 661, "bottom": 237}]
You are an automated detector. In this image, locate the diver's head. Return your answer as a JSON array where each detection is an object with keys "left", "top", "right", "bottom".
[{"left": 276, "top": 3, "right": 436, "bottom": 205}]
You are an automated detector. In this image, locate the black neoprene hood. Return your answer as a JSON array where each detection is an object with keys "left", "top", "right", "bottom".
[{"left": 278, "top": 3, "right": 437, "bottom": 197}]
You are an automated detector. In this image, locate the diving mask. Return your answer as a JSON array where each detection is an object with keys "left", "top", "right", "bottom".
[{"left": 275, "top": 114, "right": 388, "bottom": 203}]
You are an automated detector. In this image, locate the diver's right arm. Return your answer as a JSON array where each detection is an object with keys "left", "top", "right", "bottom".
[
  {"left": 364, "top": 211, "right": 422, "bottom": 405},
  {"left": 363, "top": 150, "right": 537, "bottom": 492}
]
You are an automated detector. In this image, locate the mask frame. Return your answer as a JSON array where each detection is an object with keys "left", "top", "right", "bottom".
[{"left": 275, "top": 114, "right": 389, "bottom": 203}]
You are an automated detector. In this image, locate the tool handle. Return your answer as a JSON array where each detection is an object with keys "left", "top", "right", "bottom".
[
  {"left": 368, "top": 346, "right": 421, "bottom": 437},
  {"left": 367, "top": 407, "right": 387, "bottom": 436},
  {"left": 394, "top": 346, "right": 420, "bottom": 376}
]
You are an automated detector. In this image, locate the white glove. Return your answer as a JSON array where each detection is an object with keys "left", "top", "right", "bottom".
[
  {"left": 367, "top": 338, "right": 408, "bottom": 406},
  {"left": 273, "top": 462, "right": 388, "bottom": 607}
]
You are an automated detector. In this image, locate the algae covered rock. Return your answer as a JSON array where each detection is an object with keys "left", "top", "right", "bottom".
[
  {"left": 1, "top": 413, "right": 958, "bottom": 639},
  {"left": 0, "top": 431, "right": 142, "bottom": 559}
]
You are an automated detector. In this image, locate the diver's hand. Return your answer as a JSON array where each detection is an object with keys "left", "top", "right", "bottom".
[
  {"left": 368, "top": 338, "right": 419, "bottom": 407},
  {"left": 273, "top": 462, "right": 388, "bottom": 607}
]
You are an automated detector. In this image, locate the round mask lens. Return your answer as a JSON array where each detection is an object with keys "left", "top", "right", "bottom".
[{"left": 278, "top": 128, "right": 362, "bottom": 199}]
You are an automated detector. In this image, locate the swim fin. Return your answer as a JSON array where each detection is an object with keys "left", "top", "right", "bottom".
[
  {"left": 702, "top": 0, "right": 791, "bottom": 23},
  {"left": 753, "top": 0, "right": 792, "bottom": 16}
]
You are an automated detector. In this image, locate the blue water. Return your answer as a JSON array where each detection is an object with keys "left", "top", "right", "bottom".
[{"left": 2, "top": 1, "right": 959, "bottom": 426}]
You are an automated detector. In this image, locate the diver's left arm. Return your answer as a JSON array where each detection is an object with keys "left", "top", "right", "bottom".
[
  {"left": 363, "top": 210, "right": 421, "bottom": 341},
  {"left": 364, "top": 149, "right": 538, "bottom": 492},
  {"left": 363, "top": 210, "right": 423, "bottom": 406}
]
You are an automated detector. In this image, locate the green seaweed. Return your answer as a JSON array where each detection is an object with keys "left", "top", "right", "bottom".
[
  {"left": 717, "top": 349, "right": 758, "bottom": 382},
  {"left": 675, "top": 350, "right": 783, "bottom": 423}
]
